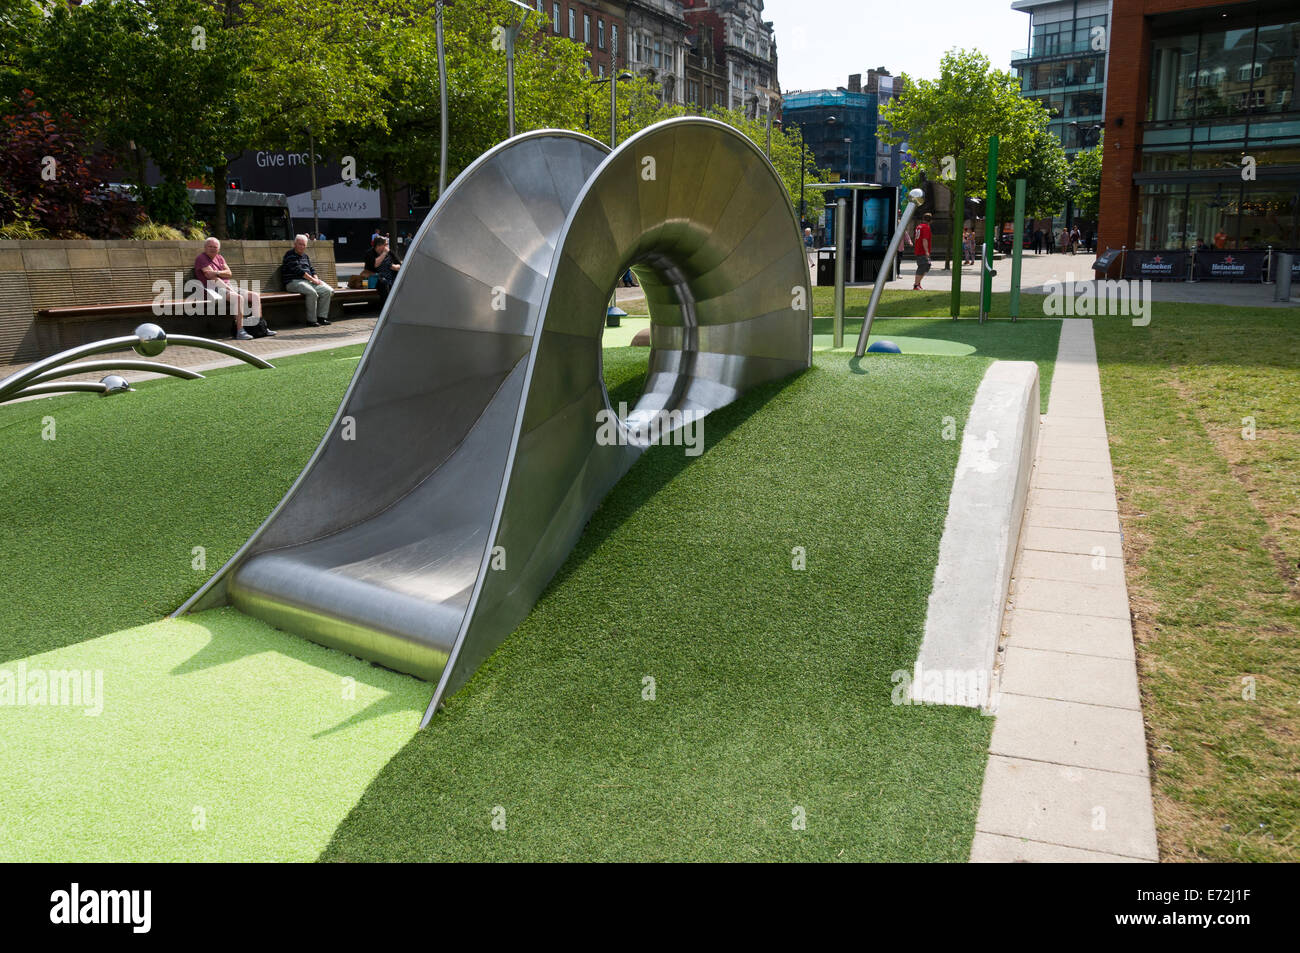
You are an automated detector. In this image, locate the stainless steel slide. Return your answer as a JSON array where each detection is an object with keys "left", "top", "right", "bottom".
[{"left": 178, "top": 118, "right": 812, "bottom": 724}]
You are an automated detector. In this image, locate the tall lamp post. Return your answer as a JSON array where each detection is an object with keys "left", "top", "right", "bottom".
[
  {"left": 502, "top": 0, "right": 540, "bottom": 139},
  {"left": 591, "top": 71, "right": 634, "bottom": 147},
  {"left": 435, "top": 0, "right": 450, "bottom": 197}
]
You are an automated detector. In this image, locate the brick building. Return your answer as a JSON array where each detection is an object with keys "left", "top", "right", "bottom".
[
  {"left": 682, "top": 0, "right": 779, "bottom": 118},
  {"left": 535, "top": 1, "right": 628, "bottom": 77},
  {"left": 1099, "top": 0, "right": 1299, "bottom": 253}
]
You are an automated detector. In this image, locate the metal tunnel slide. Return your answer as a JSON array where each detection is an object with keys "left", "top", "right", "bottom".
[{"left": 177, "top": 118, "right": 812, "bottom": 725}]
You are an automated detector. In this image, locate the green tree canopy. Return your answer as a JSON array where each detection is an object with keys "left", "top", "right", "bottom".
[
  {"left": 880, "top": 48, "right": 1058, "bottom": 203},
  {"left": 1070, "top": 131, "right": 1104, "bottom": 221}
]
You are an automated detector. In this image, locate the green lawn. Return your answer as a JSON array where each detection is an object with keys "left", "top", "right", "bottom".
[
  {"left": 0, "top": 322, "right": 1061, "bottom": 861},
  {"left": 1092, "top": 305, "right": 1300, "bottom": 862}
]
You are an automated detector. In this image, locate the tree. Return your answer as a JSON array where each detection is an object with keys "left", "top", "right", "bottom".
[
  {"left": 330, "top": 0, "right": 592, "bottom": 238},
  {"left": 1070, "top": 132, "right": 1104, "bottom": 222},
  {"left": 0, "top": 91, "right": 140, "bottom": 237},
  {"left": 996, "top": 124, "right": 1069, "bottom": 224},
  {"left": 25, "top": 0, "right": 265, "bottom": 228},
  {"left": 880, "top": 49, "right": 1056, "bottom": 203}
]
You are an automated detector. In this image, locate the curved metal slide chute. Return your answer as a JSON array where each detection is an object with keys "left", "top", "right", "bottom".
[{"left": 177, "top": 118, "right": 811, "bottom": 724}]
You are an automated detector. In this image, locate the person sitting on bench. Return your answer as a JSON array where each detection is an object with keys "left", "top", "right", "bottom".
[
  {"left": 195, "top": 237, "right": 270, "bottom": 341},
  {"left": 371, "top": 237, "right": 402, "bottom": 304},
  {"left": 280, "top": 234, "right": 332, "bottom": 326}
]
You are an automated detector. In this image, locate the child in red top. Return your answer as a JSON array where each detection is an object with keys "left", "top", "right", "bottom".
[{"left": 912, "top": 213, "right": 933, "bottom": 290}]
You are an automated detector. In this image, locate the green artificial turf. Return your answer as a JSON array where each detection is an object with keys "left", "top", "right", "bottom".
[
  {"left": 0, "top": 345, "right": 362, "bottom": 665},
  {"left": 0, "top": 328, "right": 1062, "bottom": 862},
  {"left": 320, "top": 349, "right": 1004, "bottom": 862},
  {"left": 0, "top": 610, "right": 425, "bottom": 861}
]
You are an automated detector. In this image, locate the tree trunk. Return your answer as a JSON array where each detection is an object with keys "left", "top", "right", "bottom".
[{"left": 212, "top": 160, "right": 228, "bottom": 239}]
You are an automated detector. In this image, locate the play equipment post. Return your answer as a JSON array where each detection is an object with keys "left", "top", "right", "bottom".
[
  {"left": 1010, "top": 177, "right": 1026, "bottom": 321},
  {"left": 981, "top": 136, "right": 999, "bottom": 318},
  {"left": 833, "top": 197, "right": 847, "bottom": 348},
  {"left": 950, "top": 157, "right": 965, "bottom": 320}
]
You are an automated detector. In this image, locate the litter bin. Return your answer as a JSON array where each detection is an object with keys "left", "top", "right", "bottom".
[
  {"left": 816, "top": 246, "right": 837, "bottom": 287},
  {"left": 1275, "top": 253, "right": 1294, "bottom": 301}
]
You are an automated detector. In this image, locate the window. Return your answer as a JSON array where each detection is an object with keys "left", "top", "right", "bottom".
[
  {"left": 552, "top": 3, "right": 560, "bottom": 33},
  {"left": 569, "top": 8, "right": 575, "bottom": 40},
  {"left": 598, "top": 19, "right": 605, "bottom": 50},
  {"left": 687, "top": 79, "right": 700, "bottom": 104},
  {"left": 654, "top": 39, "right": 662, "bottom": 70},
  {"left": 598, "top": 63, "right": 604, "bottom": 78},
  {"left": 584, "top": 14, "right": 590, "bottom": 45},
  {"left": 612, "top": 24, "right": 619, "bottom": 60}
]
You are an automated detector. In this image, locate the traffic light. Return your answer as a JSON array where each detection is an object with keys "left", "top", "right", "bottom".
[{"left": 227, "top": 177, "right": 241, "bottom": 190}]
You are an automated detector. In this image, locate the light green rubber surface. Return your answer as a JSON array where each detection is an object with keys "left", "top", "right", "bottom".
[{"left": 0, "top": 608, "right": 425, "bottom": 861}]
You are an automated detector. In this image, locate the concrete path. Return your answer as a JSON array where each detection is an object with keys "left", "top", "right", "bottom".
[{"left": 970, "top": 318, "right": 1159, "bottom": 863}]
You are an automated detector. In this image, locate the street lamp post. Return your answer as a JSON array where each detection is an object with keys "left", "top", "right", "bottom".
[
  {"left": 502, "top": 0, "right": 539, "bottom": 139},
  {"left": 590, "top": 71, "right": 633, "bottom": 147},
  {"left": 435, "top": 0, "right": 449, "bottom": 197}
]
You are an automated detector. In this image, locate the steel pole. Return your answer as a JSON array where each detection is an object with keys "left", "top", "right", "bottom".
[
  {"left": 308, "top": 129, "right": 319, "bottom": 239},
  {"left": 610, "top": 72, "right": 618, "bottom": 147},
  {"left": 982, "top": 135, "right": 999, "bottom": 317},
  {"left": 1010, "top": 177, "right": 1026, "bottom": 321},
  {"left": 951, "top": 157, "right": 965, "bottom": 319},
  {"left": 436, "top": 1, "right": 449, "bottom": 196},
  {"left": 857, "top": 189, "right": 925, "bottom": 358},
  {"left": 506, "top": 27, "right": 518, "bottom": 138},
  {"left": 834, "top": 197, "right": 846, "bottom": 349}
]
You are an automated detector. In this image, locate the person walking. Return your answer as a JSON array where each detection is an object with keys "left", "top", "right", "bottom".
[
  {"left": 912, "top": 213, "right": 933, "bottom": 291},
  {"left": 280, "top": 234, "right": 333, "bottom": 326},
  {"left": 1032, "top": 227, "right": 1043, "bottom": 255}
]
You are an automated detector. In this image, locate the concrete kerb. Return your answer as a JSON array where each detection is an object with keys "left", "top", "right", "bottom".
[{"left": 908, "top": 360, "right": 1040, "bottom": 709}]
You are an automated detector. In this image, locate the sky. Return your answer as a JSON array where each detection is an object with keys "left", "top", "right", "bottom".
[{"left": 761, "top": 0, "right": 1030, "bottom": 91}]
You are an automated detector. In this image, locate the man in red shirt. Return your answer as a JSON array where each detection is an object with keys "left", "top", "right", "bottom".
[{"left": 913, "top": 213, "right": 933, "bottom": 290}]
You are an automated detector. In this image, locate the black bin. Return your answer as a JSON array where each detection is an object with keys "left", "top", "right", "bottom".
[{"left": 816, "top": 247, "right": 837, "bottom": 287}]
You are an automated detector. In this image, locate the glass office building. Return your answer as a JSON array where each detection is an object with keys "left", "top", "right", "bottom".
[
  {"left": 1136, "top": 12, "right": 1299, "bottom": 250},
  {"left": 1011, "top": 0, "right": 1110, "bottom": 157}
]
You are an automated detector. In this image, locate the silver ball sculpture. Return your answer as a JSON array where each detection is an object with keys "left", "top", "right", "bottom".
[
  {"left": 132, "top": 323, "right": 168, "bottom": 358},
  {"left": 100, "top": 375, "right": 131, "bottom": 395}
]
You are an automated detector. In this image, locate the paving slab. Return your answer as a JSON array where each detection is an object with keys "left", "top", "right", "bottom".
[
  {"left": 1006, "top": 608, "right": 1136, "bottom": 661},
  {"left": 990, "top": 694, "right": 1149, "bottom": 775},
  {"left": 975, "top": 756, "right": 1159, "bottom": 861},
  {"left": 1001, "top": 646, "right": 1141, "bottom": 709},
  {"left": 1013, "top": 576, "right": 1131, "bottom": 619},
  {"left": 970, "top": 831, "right": 1152, "bottom": 863},
  {"left": 1020, "top": 525, "right": 1124, "bottom": 558},
  {"left": 1024, "top": 504, "right": 1122, "bottom": 533},
  {"left": 1016, "top": 549, "right": 1126, "bottom": 587},
  {"left": 1031, "top": 470, "right": 1116, "bottom": 494}
]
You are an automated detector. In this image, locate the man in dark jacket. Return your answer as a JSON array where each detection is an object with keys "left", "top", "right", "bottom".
[{"left": 280, "top": 234, "right": 332, "bottom": 326}]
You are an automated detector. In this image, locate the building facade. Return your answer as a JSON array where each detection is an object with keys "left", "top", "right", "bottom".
[
  {"left": 784, "top": 76, "right": 878, "bottom": 185},
  {"left": 1099, "top": 0, "right": 1300, "bottom": 252},
  {"left": 1011, "top": 0, "right": 1110, "bottom": 157},
  {"left": 683, "top": 16, "right": 729, "bottom": 111},
  {"left": 865, "top": 67, "right": 902, "bottom": 188},
  {"left": 535, "top": 1, "right": 628, "bottom": 77},
  {"left": 625, "top": 1, "right": 690, "bottom": 104},
  {"left": 682, "top": 0, "right": 779, "bottom": 118}
]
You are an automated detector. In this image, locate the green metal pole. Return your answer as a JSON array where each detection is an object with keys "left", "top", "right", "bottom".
[
  {"left": 981, "top": 135, "right": 999, "bottom": 318},
  {"left": 950, "top": 157, "right": 965, "bottom": 320},
  {"left": 1010, "top": 177, "right": 1026, "bottom": 321}
]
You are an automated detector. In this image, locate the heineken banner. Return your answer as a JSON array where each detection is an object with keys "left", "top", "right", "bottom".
[
  {"left": 1124, "top": 249, "right": 1188, "bottom": 280},
  {"left": 1194, "top": 250, "right": 1266, "bottom": 281}
]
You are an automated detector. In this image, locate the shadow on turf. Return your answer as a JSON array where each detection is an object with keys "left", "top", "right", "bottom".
[{"left": 169, "top": 608, "right": 426, "bottom": 735}]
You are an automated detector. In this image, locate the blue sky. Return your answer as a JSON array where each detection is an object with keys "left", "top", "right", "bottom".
[{"left": 762, "top": 0, "right": 1029, "bottom": 91}]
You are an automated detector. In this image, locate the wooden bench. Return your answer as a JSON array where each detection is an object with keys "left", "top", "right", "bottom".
[{"left": 36, "top": 287, "right": 379, "bottom": 323}]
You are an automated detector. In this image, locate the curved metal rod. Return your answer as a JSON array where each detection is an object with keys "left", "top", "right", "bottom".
[
  {"left": 856, "top": 189, "right": 926, "bottom": 358},
  {"left": 163, "top": 335, "right": 274, "bottom": 369},
  {"left": 29, "top": 361, "right": 206, "bottom": 386},
  {"left": 8, "top": 381, "right": 115, "bottom": 398},
  {"left": 0, "top": 335, "right": 139, "bottom": 403}
]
